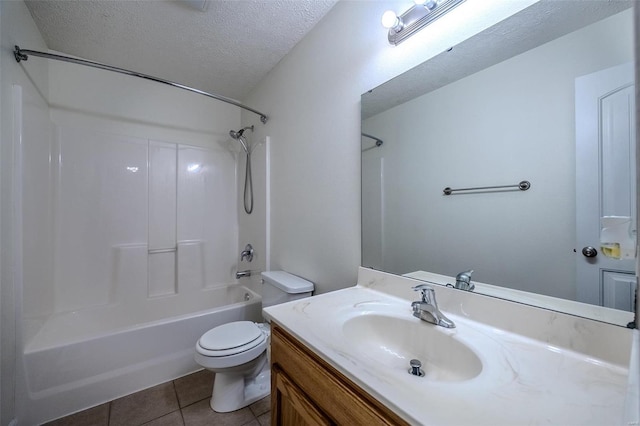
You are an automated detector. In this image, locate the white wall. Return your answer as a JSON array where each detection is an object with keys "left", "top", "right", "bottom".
[
  {"left": 0, "top": 2, "right": 50, "bottom": 424},
  {"left": 48, "top": 57, "right": 239, "bottom": 147},
  {"left": 362, "top": 9, "right": 634, "bottom": 300},
  {"left": 244, "top": 0, "right": 537, "bottom": 294}
]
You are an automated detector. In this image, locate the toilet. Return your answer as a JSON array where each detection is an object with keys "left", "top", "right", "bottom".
[{"left": 194, "top": 270, "right": 314, "bottom": 413}]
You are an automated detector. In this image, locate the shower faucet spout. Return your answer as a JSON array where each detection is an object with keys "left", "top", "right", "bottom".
[{"left": 235, "top": 270, "right": 251, "bottom": 279}]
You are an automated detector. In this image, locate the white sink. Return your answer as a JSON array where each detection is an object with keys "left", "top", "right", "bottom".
[
  {"left": 264, "top": 277, "right": 631, "bottom": 425},
  {"left": 342, "top": 313, "right": 482, "bottom": 382}
]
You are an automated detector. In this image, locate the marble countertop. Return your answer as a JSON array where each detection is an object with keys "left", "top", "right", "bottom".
[{"left": 264, "top": 268, "right": 633, "bottom": 425}]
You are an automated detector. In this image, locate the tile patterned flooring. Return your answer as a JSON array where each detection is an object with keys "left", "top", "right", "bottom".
[{"left": 44, "top": 370, "right": 271, "bottom": 426}]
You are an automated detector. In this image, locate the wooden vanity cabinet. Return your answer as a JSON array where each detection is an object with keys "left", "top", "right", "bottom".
[{"left": 270, "top": 324, "right": 409, "bottom": 426}]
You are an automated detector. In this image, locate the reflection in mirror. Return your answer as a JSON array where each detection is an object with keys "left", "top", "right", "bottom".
[{"left": 361, "top": 1, "right": 636, "bottom": 326}]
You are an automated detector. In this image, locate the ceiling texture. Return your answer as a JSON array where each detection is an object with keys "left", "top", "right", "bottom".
[{"left": 25, "top": 0, "right": 337, "bottom": 101}]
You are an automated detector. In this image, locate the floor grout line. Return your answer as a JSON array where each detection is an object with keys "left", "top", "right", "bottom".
[
  {"left": 178, "top": 406, "right": 186, "bottom": 426},
  {"left": 177, "top": 395, "right": 210, "bottom": 410},
  {"left": 170, "top": 379, "right": 179, "bottom": 409}
]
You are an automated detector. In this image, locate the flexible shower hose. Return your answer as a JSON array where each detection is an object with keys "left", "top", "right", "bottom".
[{"left": 244, "top": 151, "right": 253, "bottom": 214}]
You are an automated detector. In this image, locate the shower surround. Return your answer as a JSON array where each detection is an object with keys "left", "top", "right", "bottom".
[
  {"left": 14, "top": 55, "right": 257, "bottom": 424},
  {"left": 23, "top": 123, "right": 241, "bottom": 334}
]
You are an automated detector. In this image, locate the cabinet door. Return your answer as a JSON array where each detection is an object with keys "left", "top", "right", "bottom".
[
  {"left": 271, "top": 325, "right": 408, "bottom": 425},
  {"left": 272, "top": 367, "right": 333, "bottom": 426}
]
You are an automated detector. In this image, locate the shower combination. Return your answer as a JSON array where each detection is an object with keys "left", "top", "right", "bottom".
[
  {"left": 230, "top": 126, "right": 255, "bottom": 214},
  {"left": 12, "top": 44, "right": 273, "bottom": 424}
]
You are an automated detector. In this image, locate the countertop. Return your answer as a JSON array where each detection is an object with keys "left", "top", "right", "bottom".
[{"left": 264, "top": 267, "right": 633, "bottom": 425}]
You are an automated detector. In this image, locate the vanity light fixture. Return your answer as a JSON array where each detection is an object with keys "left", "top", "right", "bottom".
[{"left": 382, "top": 0, "right": 466, "bottom": 45}]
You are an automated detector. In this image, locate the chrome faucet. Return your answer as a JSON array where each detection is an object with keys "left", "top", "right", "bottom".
[
  {"left": 235, "top": 270, "right": 251, "bottom": 279},
  {"left": 240, "top": 244, "right": 254, "bottom": 262},
  {"left": 411, "top": 284, "right": 455, "bottom": 328},
  {"left": 455, "top": 269, "right": 474, "bottom": 291}
]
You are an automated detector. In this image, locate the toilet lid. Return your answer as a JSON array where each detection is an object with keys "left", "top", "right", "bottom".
[{"left": 198, "top": 321, "right": 264, "bottom": 351}]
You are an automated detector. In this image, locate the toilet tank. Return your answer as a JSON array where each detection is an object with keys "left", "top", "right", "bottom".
[{"left": 261, "top": 271, "right": 314, "bottom": 308}]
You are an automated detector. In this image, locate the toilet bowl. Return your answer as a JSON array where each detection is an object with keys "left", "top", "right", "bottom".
[
  {"left": 195, "top": 321, "right": 271, "bottom": 412},
  {"left": 194, "top": 270, "right": 313, "bottom": 412}
]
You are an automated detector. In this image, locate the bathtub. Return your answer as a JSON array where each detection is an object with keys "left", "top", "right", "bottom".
[{"left": 19, "top": 284, "right": 262, "bottom": 425}]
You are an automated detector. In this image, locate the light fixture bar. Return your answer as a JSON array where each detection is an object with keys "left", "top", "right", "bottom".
[{"left": 387, "top": 0, "right": 466, "bottom": 45}]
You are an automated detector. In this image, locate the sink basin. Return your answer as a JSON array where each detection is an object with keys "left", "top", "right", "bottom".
[
  {"left": 265, "top": 281, "right": 630, "bottom": 425},
  {"left": 342, "top": 313, "right": 482, "bottom": 382}
]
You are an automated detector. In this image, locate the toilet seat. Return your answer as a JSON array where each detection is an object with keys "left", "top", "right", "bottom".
[
  {"left": 197, "top": 321, "right": 265, "bottom": 357},
  {"left": 195, "top": 321, "right": 268, "bottom": 369}
]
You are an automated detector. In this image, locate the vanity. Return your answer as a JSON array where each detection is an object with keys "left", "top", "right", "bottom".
[{"left": 264, "top": 267, "right": 636, "bottom": 425}]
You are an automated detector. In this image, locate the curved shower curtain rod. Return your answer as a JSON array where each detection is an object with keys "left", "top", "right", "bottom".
[
  {"left": 13, "top": 46, "right": 269, "bottom": 124},
  {"left": 361, "top": 132, "right": 384, "bottom": 152},
  {"left": 361, "top": 132, "right": 383, "bottom": 146}
]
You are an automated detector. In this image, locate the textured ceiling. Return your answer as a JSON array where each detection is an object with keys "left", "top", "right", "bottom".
[
  {"left": 25, "top": 0, "right": 337, "bottom": 101},
  {"left": 362, "top": 0, "right": 634, "bottom": 119}
]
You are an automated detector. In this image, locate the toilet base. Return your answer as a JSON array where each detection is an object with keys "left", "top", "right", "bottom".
[{"left": 210, "top": 361, "right": 271, "bottom": 412}]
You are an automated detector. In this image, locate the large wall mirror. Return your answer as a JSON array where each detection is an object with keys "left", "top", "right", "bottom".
[{"left": 361, "top": 0, "right": 636, "bottom": 326}]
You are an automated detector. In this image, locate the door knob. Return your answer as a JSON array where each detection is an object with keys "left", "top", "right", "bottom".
[{"left": 582, "top": 246, "right": 598, "bottom": 258}]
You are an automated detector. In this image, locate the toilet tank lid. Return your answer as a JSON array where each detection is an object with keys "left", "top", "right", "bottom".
[{"left": 261, "top": 271, "right": 314, "bottom": 293}]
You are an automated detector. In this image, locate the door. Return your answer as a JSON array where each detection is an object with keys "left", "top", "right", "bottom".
[{"left": 576, "top": 62, "right": 636, "bottom": 310}]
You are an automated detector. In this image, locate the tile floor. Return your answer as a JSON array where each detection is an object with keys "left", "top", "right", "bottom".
[{"left": 44, "top": 370, "right": 271, "bottom": 426}]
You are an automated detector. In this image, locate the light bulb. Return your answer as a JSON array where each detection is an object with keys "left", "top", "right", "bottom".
[
  {"left": 413, "top": 0, "right": 427, "bottom": 4},
  {"left": 381, "top": 10, "right": 400, "bottom": 29}
]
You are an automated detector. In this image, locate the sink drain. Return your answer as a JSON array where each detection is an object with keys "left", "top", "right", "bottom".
[{"left": 408, "top": 359, "right": 425, "bottom": 377}]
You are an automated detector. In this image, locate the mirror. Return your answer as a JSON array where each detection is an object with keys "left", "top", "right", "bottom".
[{"left": 361, "top": 0, "right": 636, "bottom": 326}]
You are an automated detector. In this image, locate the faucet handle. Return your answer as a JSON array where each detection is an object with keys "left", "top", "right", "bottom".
[
  {"left": 240, "top": 244, "right": 254, "bottom": 262},
  {"left": 455, "top": 269, "right": 473, "bottom": 282},
  {"left": 455, "top": 269, "right": 475, "bottom": 291},
  {"left": 412, "top": 284, "right": 435, "bottom": 303}
]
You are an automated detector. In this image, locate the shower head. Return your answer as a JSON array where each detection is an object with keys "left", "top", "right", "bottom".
[
  {"left": 229, "top": 126, "right": 254, "bottom": 140},
  {"left": 229, "top": 126, "right": 254, "bottom": 154}
]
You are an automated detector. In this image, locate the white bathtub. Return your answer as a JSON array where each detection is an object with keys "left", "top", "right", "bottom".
[{"left": 19, "top": 284, "right": 262, "bottom": 425}]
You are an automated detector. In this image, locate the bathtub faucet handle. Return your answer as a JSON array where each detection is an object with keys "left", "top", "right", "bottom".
[{"left": 240, "top": 244, "right": 254, "bottom": 262}]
